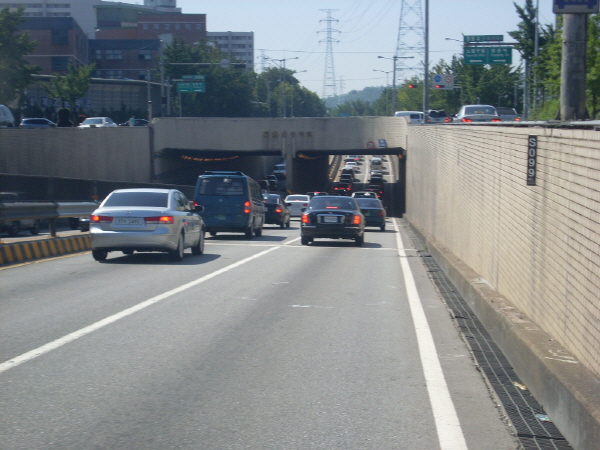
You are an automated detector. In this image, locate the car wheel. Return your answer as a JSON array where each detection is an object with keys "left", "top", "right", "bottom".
[
  {"left": 209, "top": 231, "right": 217, "bottom": 237},
  {"left": 122, "top": 250, "right": 134, "bottom": 255},
  {"left": 286, "top": 218, "right": 291, "bottom": 228},
  {"left": 192, "top": 229, "right": 205, "bottom": 255},
  {"left": 30, "top": 220, "right": 40, "bottom": 235},
  {"left": 254, "top": 225, "right": 262, "bottom": 237},
  {"left": 301, "top": 235, "right": 310, "bottom": 246},
  {"left": 7, "top": 221, "right": 20, "bottom": 237},
  {"left": 169, "top": 233, "right": 184, "bottom": 261},
  {"left": 355, "top": 234, "right": 364, "bottom": 247},
  {"left": 280, "top": 220, "right": 285, "bottom": 229},
  {"left": 245, "top": 226, "right": 253, "bottom": 239},
  {"left": 380, "top": 223, "right": 386, "bottom": 232},
  {"left": 68, "top": 218, "right": 79, "bottom": 230},
  {"left": 92, "top": 250, "right": 108, "bottom": 261}
]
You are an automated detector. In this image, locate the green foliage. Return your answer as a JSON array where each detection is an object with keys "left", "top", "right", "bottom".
[
  {"left": 0, "top": 7, "right": 40, "bottom": 105},
  {"left": 44, "top": 61, "right": 95, "bottom": 120},
  {"left": 329, "top": 99, "right": 374, "bottom": 117}
]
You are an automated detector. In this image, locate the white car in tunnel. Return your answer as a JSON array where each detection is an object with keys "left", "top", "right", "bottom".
[{"left": 285, "top": 194, "right": 310, "bottom": 217}]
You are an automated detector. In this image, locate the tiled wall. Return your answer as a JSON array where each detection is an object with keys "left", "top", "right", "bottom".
[{"left": 405, "top": 125, "right": 600, "bottom": 379}]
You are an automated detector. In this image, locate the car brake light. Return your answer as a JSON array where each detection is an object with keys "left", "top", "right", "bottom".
[
  {"left": 301, "top": 213, "right": 309, "bottom": 223},
  {"left": 145, "top": 216, "right": 174, "bottom": 224},
  {"left": 193, "top": 200, "right": 199, "bottom": 207},
  {"left": 90, "top": 215, "right": 112, "bottom": 223},
  {"left": 244, "top": 201, "right": 251, "bottom": 214},
  {"left": 515, "top": 117, "right": 521, "bottom": 121},
  {"left": 445, "top": 117, "right": 451, "bottom": 123},
  {"left": 461, "top": 118, "right": 472, "bottom": 123},
  {"left": 275, "top": 207, "right": 282, "bottom": 213},
  {"left": 303, "top": 203, "right": 308, "bottom": 207},
  {"left": 491, "top": 118, "right": 501, "bottom": 122},
  {"left": 378, "top": 210, "right": 384, "bottom": 216},
  {"left": 353, "top": 214, "right": 362, "bottom": 225}
]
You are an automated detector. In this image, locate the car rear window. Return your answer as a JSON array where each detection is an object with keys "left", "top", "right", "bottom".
[
  {"left": 465, "top": 106, "right": 496, "bottom": 115},
  {"left": 287, "top": 195, "right": 309, "bottom": 201},
  {"left": 429, "top": 110, "right": 447, "bottom": 118},
  {"left": 103, "top": 192, "right": 169, "bottom": 207},
  {"left": 265, "top": 194, "right": 280, "bottom": 203},
  {"left": 356, "top": 198, "right": 382, "bottom": 208},
  {"left": 24, "top": 119, "right": 47, "bottom": 124},
  {"left": 198, "top": 176, "right": 245, "bottom": 196},
  {"left": 310, "top": 197, "right": 356, "bottom": 210}
]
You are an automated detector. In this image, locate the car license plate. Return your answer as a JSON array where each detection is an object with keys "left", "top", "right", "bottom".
[
  {"left": 215, "top": 215, "right": 227, "bottom": 221},
  {"left": 115, "top": 218, "right": 143, "bottom": 225},
  {"left": 323, "top": 216, "right": 338, "bottom": 223}
]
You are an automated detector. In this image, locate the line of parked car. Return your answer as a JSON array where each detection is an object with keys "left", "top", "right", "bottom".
[
  {"left": 14, "top": 117, "right": 150, "bottom": 129},
  {"left": 395, "top": 105, "right": 520, "bottom": 124}
]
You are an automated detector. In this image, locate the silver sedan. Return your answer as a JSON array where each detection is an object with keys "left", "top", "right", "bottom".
[{"left": 90, "top": 188, "right": 205, "bottom": 261}]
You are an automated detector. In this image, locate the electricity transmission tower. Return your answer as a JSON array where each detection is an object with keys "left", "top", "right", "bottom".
[
  {"left": 319, "top": 9, "right": 340, "bottom": 100},
  {"left": 395, "top": 0, "right": 425, "bottom": 87}
]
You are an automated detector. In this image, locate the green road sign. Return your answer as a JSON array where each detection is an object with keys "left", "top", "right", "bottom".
[
  {"left": 182, "top": 75, "right": 205, "bottom": 81},
  {"left": 464, "top": 35, "right": 503, "bottom": 43},
  {"left": 464, "top": 46, "right": 512, "bottom": 65},
  {"left": 177, "top": 81, "right": 206, "bottom": 93}
]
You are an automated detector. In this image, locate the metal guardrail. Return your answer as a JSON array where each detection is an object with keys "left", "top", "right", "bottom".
[{"left": 0, "top": 202, "right": 98, "bottom": 239}]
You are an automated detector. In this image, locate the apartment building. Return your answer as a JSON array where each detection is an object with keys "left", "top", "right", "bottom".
[
  {"left": 1, "top": 0, "right": 181, "bottom": 38},
  {"left": 207, "top": 31, "right": 254, "bottom": 70}
]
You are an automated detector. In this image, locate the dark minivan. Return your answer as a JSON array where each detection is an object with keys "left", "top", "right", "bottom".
[{"left": 194, "top": 171, "right": 265, "bottom": 238}]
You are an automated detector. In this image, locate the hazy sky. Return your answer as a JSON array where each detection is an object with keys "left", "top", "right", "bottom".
[{"left": 124, "top": 0, "right": 557, "bottom": 96}]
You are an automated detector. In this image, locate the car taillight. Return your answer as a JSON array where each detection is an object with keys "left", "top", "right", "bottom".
[
  {"left": 145, "top": 216, "right": 174, "bottom": 224},
  {"left": 244, "top": 201, "right": 251, "bottom": 214},
  {"left": 275, "top": 207, "right": 282, "bottom": 213},
  {"left": 303, "top": 203, "right": 308, "bottom": 207},
  {"left": 491, "top": 118, "right": 501, "bottom": 122},
  {"left": 90, "top": 215, "right": 113, "bottom": 223},
  {"left": 378, "top": 210, "right": 384, "bottom": 216},
  {"left": 353, "top": 214, "right": 362, "bottom": 225},
  {"left": 461, "top": 118, "right": 472, "bottom": 123},
  {"left": 515, "top": 117, "right": 521, "bottom": 121},
  {"left": 301, "top": 213, "right": 309, "bottom": 223},
  {"left": 445, "top": 117, "right": 451, "bottom": 123}
]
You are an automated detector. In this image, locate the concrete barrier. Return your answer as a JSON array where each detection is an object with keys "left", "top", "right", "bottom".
[{"left": 0, "top": 234, "right": 90, "bottom": 266}]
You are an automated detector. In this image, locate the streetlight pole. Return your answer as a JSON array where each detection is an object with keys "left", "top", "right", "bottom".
[
  {"left": 290, "top": 70, "right": 307, "bottom": 117},
  {"left": 377, "top": 55, "right": 414, "bottom": 114},
  {"left": 373, "top": 69, "right": 392, "bottom": 115},
  {"left": 267, "top": 57, "right": 299, "bottom": 117}
]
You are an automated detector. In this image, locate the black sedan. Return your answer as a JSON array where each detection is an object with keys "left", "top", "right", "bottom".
[
  {"left": 300, "top": 196, "right": 365, "bottom": 246},
  {"left": 355, "top": 197, "right": 386, "bottom": 231},
  {"left": 263, "top": 193, "right": 291, "bottom": 228}
]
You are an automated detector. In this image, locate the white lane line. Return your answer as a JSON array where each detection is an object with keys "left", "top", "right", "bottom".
[
  {"left": 0, "top": 246, "right": 280, "bottom": 374},
  {"left": 393, "top": 218, "right": 468, "bottom": 450}
]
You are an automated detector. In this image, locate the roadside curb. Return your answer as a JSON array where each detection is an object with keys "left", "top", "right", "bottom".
[
  {"left": 405, "top": 217, "right": 600, "bottom": 450},
  {"left": 0, "top": 234, "right": 90, "bottom": 266}
]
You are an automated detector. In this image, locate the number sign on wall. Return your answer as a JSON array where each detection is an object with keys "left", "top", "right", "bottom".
[{"left": 527, "top": 135, "right": 538, "bottom": 186}]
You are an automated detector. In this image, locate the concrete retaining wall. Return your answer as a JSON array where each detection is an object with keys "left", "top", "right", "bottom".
[
  {"left": 405, "top": 124, "right": 600, "bottom": 450},
  {"left": 0, "top": 128, "right": 151, "bottom": 182}
]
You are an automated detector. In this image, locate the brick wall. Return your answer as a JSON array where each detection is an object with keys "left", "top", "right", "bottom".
[{"left": 405, "top": 124, "right": 600, "bottom": 379}]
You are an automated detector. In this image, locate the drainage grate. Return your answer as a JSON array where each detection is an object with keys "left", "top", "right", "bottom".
[{"left": 408, "top": 234, "right": 574, "bottom": 450}]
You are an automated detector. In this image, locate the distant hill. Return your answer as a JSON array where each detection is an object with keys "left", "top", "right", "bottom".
[{"left": 324, "top": 86, "right": 384, "bottom": 108}]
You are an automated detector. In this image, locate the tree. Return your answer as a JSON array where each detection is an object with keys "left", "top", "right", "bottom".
[
  {"left": 0, "top": 7, "right": 40, "bottom": 105},
  {"left": 44, "top": 61, "right": 95, "bottom": 124},
  {"left": 165, "top": 39, "right": 256, "bottom": 117}
]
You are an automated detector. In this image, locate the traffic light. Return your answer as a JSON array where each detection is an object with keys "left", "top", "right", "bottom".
[
  {"left": 407, "top": 84, "right": 417, "bottom": 89},
  {"left": 434, "top": 84, "right": 445, "bottom": 89}
]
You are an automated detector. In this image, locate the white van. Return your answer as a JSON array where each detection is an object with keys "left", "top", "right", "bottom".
[
  {"left": 394, "top": 110, "right": 423, "bottom": 124},
  {"left": 0, "top": 105, "right": 15, "bottom": 127},
  {"left": 370, "top": 157, "right": 383, "bottom": 169}
]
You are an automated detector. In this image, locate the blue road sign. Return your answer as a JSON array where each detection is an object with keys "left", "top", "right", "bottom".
[{"left": 553, "top": 0, "right": 599, "bottom": 13}]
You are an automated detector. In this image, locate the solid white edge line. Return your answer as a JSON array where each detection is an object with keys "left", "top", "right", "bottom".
[
  {"left": 393, "top": 218, "right": 468, "bottom": 450},
  {"left": 0, "top": 246, "right": 280, "bottom": 374}
]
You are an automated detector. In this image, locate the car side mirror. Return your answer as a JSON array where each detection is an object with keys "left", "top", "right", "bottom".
[
  {"left": 301, "top": 207, "right": 307, "bottom": 212},
  {"left": 285, "top": 203, "right": 291, "bottom": 207},
  {"left": 194, "top": 204, "right": 204, "bottom": 213}
]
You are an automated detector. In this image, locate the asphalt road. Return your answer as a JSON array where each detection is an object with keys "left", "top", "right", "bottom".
[{"left": 0, "top": 218, "right": 519, "bottom": 450}]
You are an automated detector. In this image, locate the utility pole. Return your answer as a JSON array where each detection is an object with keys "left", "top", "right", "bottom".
[
  {"left": 423, "top": 0, "right": 429, "bottom": 118},
  {"left": 560, "top": 14, "right": 589, "bottom": 120}
]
